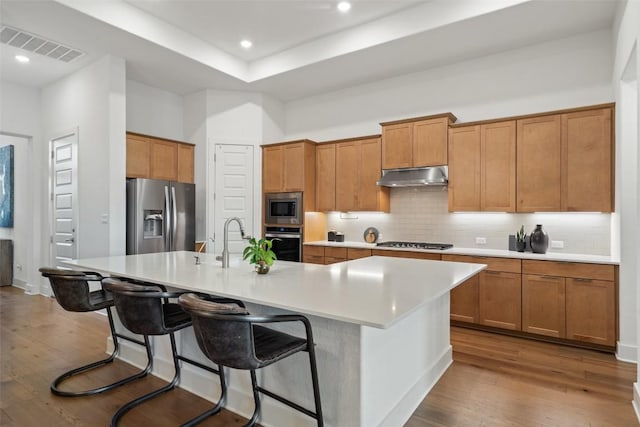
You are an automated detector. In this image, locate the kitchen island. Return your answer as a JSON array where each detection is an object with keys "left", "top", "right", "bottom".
[{"left": 65, "top": 252, "right": 485, "bottom": 427}]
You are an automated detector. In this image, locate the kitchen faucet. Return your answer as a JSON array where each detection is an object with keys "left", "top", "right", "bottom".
[{"left": 219, "top": 217, "right": 251, "bottom": 268}]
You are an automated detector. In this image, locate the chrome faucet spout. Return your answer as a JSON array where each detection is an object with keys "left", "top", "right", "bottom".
[{"left": 221, "top": 217, "right": 249, "bottom": 268}]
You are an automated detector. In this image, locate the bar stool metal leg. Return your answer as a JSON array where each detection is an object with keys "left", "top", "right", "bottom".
[{"left": 51, "top": 307, "right": 153, "bottom": 397}]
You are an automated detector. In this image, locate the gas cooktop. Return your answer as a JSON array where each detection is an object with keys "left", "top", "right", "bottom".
[{"left": 376, "top": 241, "right": 453, "bottom": 250}]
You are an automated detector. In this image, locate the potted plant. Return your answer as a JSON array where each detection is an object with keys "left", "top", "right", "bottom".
[
  {"left": 516, "top": 225, "right": 526, "bottom": 252},
  {"left": 242, "top": 237, "right": 277, "bottom": 274}
]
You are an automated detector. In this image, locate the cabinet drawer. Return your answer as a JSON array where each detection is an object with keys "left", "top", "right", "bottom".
[
  {"left": 304, "top": 246, "right": 325, "bottom": 257},
  {"left": 442, "top": 254, "right": 521, "bottom": 273},
  {"left": 372, "top": 249, "right": 441, "bottom": 260},
  {"left": 303, "top": 254, "right": 324, "bottom": 265},
  {"left": 347, "top": 248, "right": 372, "bottom": 260},
  {"left": 324, "top": 256, "right": 346, "bottom": 265},
  {"left": 325, "top": 247, "right": 347, "bottom": 258},
  {"left": 522, "top": 260, "right": 614, "bottom": 281}
]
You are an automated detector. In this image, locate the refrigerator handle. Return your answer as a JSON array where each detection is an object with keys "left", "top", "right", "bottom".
[
  {"left": 171, "top": 185, "right": 178, "bottom": 251},
  {"left": 164, "top": 185, "right": 171, "bottom": 250}
]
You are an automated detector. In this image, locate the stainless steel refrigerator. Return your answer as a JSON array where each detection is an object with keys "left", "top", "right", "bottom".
[{"left": 126, "top": 178, "right": 195, "bottom": 254}]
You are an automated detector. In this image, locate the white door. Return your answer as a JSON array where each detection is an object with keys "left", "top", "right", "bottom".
[
  {"left": 50, "top": 131, "right": 78, "bottom": 271},
  {"left": 213, "top": 144, "right": 254, "bottom": 255}
]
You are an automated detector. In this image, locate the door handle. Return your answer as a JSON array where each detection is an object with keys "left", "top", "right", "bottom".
[{"left": 64, "top": 238, "right": 75, "bottom": 243}]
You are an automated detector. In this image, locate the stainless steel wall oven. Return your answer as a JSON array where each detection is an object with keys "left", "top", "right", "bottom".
[{"left": 265, "top": 226, "right": 301, "bottom": 262}]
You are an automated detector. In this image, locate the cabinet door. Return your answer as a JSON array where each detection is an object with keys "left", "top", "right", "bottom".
[
  {"left": 347, "top": 248, "right": 372, "bottom": 260},
  {"left": 413, "top": 117, "right": 448, "bottom": 167},
  {"left": 283, "top": 143, "right": 305, "bottom": 191},
  {"left": 382, "top": 123, "right": 413, "bottom": 169},
  {"left": 481, "top": 121, "right": 516, "bottom": 212},
  {"left": 562, "top": 108, "right": 613, "bottom": 212},
  {"left": 451, "top": 274, "right": 479, "bottom": 323},
  {"left": 522, "top": 274, "right": 565, "bottom": 338},
  {"left": 263, "top": 145, "right": 283, "bottom": 192},
  {"left": 358, "top": 137, "right": 386, "bottom": 211},
  {"left": 177, "top": 144, "right": 194, "bottom": 183},
  {"left": 126, "top": 134, "right": 150, "bottom": 178},
  {"left": 316, "top": 143, "right": 336, "bottom": 211},
  {"left": 448, "top": 126, "right": 481, "bottom": 211},
  {"left": 517, "top": 115, "right": 561, "bottom": 212},
  {"left": 149, "top": 139, "right": 178, "bottom": 181},
  {"left": 335, "top": 141, "right": 359, "bottom": 211},
  {"left": 479, "top": 271, "right": 521, "bottom": 330},
  {"left": 566, "top": 278, "right": 615, "bottom": 346}
]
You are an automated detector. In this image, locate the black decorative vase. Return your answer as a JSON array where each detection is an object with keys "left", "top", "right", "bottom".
[{"left": 530, "top": 224, "right": 549, "bottom": 254}]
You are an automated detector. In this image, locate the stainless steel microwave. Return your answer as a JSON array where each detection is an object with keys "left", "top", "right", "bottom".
[{"left": 265, "top": 192, "right": 302, "bottom": 225}]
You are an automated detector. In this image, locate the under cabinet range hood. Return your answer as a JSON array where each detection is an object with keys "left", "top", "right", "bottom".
[{"left": 376, "top": 166, "right": 448, "bottom": 187}]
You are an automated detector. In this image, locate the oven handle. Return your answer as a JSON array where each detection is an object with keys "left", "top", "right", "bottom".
[{"left": 265, "top": 232, "right": 301, "bottom": 238}]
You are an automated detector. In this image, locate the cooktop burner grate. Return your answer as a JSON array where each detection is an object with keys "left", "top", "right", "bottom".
[{"left": 376, "top": 241, "right": 453, "bottom": 250}]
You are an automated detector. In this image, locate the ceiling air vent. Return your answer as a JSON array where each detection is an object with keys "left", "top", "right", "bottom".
[{"left": 0, "top": 25, "right": 85, "bottom": 63}]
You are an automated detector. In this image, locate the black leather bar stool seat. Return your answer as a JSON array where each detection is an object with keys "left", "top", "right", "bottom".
[
  {"left": 178, "top": 292, "right": 324, "bottom": 427},
  {"left": 38, "top": 267, "right": 152, "bottom": 397},
  {"left": 102, "top": 278, "right": 240, "bottom": 427}
]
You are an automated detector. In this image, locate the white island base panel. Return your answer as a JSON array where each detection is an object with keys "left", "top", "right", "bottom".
[{"left": 109, "top": 293, "right": 451, "bottom": 427}]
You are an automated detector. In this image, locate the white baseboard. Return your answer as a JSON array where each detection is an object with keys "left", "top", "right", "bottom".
[
  {"left": 633, "top": 383, "right": 640, "bottom": 423},
  {"left": 617, "top": 341, "right": 637, "bottom": 363}
]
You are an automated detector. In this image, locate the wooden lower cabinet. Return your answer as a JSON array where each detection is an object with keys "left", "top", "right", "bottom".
[
  {"left": 522, "top": 274, "right": 565, "bottom": 338},
  {"left": 303, "top": 246, "right": 325, "bottom": 264},
  {"left": 371, "top": 249, "right": 441, "bottom": 260},
  {"left": 566, "top": 278, "right": 615, "bottom": 346},
  {"left": 479, "top": 271, "right": 521, "bottom": 330},
  {"left": 347, "top": 248, "right": 371, "bottom": 260},
  {"left": 450, "top": 275, "right": 479, "bottom": 323}
]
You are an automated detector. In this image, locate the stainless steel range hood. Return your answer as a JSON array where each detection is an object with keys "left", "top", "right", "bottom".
[{"left": 376, "top": 166, "right": 448, "bottom": 187}]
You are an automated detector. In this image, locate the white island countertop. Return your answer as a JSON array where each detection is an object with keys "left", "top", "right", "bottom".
[{"left": 65, "top": 251, "right": 485, "bottom": 329}]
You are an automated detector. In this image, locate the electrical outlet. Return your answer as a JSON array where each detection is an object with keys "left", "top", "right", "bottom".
[
  {"left": 551, "top": 240, "right": 564, "bottom": 249},
  {"left": 101, "top": 213, "right": 109, "bottom": 224},
  {"left": 475, "top": 237, "right": 487, "bottom": 245},
  {"left": 16, "top": 264, "right": 22, "bottom": 271}
]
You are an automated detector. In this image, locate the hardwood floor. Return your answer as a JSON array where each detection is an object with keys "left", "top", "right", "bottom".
[{"left": 1, "top": 286, "right": 638, "bottom": 426}]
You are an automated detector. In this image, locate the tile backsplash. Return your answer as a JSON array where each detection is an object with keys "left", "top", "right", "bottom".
[{"left": 325, "top": 187, "right": 612, "bottom": 256}]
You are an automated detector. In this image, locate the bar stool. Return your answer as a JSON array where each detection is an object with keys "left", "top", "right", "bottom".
[
  {"left": 178, "top": 292, "right": 324, "bottom": 427},
  {"left": 38, "top": 267, "right": 152, "bottom": 397},
  {"left": 102, "top": 278, "right": 239, "bottom": 427}
]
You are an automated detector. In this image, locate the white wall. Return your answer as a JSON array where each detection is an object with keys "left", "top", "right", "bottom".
[
  {"left": 611, "top": 0, "right": 640, "bottom": 417},
  {"left": 0, "top": 81, "right": 41, "bottom": 294},
  {"left": 41, "top": 55, "right": 127, "bottom": 286},
  {"left": 126, "top": 79, "right": 184, "bottom": 141},
  {"left": 184, "top": 90, "right": 208, "bottom": 240}
]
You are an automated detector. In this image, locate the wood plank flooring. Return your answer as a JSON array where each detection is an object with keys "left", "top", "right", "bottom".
[{"left": 1, "top": 286, "right": 638, "bottom": 426}]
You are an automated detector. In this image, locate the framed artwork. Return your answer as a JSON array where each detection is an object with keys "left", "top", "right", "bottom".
[{"left": 0, "top": 145, "right": 14, "bottom": 228}]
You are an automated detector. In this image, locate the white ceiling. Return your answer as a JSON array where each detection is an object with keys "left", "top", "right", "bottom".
[{"left": 0, "top": 0, "right": 620, "bottom": 101}]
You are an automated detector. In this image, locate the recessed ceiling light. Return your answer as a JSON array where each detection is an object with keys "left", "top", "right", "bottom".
[
  {"left": 240, "top": 39, "right": 252, "bottom": 49},
  {"left": 15, "top": 54, "right": 30, "bottom": 63},
  {"left": 337, "top": 1, "right": 351, "bottom": 12}
]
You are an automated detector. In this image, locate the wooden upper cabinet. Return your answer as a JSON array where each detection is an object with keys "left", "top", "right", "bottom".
[
  {"left": 413, "top": 117, "right": 449, "bottom": 167},
  {"left": 149, "top": 139, "right": 178, "bottom": 181},
  {"left": 335, "top": 141, "right": 359, "bottom": 211},
  {"left": 126, "top": 132, "right": 194, "bottom": 183},
  {"left": 381, "top": 114, "right": 455, "bottom": 169},
  {"left": 481, "top": 121, "right": 516, "bottom": 212},
  {"left": 283, "top": 143, "right": 305, "bottom": 191},
  {"left": 381, "top": 123, "right": 413, "bottom": 169},
  {"left": 316, "top": 143, "right": 336, "bottom": 212},
  {"left": 517, "top": 114, "right": 562, "bottom": 212},
  {"left": 177, "top": 144, "right": 194, "bottom": 184},
  {"left": 262, "top": 145, "right": 284, "bottom": 193},
  {"left": 126, "top": 134, "right": 150, "bottom": 178},
  {"left": 562, "top": 107, "right": 613, "bottom": 212},
  {"left": 448, "top": 126, "right": 481, "bottom": 211},
  {"left": 261, "top": 140, "right": 316, "bottom": 210},
  {"left": 335, "top": 136, "right": 389, "bottom": 212}
]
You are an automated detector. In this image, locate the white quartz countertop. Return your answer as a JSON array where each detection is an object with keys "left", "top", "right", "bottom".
[
  {"left": 65, "top": 251, "right": 485, "bottom": 329},
  {"left": 304, "top": 241, "right": 619, "bottom": 265}
]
